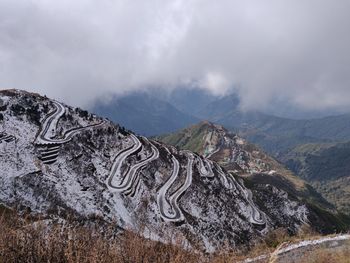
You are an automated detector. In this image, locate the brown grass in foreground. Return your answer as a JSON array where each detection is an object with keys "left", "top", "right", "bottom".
[
  {"left": 0, "top": 207, "right": 348, "bottom": 263},
  {"left": 0, "top": 209, "right": 200, "bottom": 263},
  {"left": 299, "top": 241, "right": 350, "bottom": 263}
]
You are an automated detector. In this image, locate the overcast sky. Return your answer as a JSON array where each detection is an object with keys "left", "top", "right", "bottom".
[{"left": 0, "top": 0, "right": 350, "bottom": 112}]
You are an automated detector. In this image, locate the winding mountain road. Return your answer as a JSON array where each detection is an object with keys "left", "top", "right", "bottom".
[
  {"left": 35, "top": 101, "right": 66, "bottom": 145},
  {"left": 36, "top": 101, "right": 104, "bottom": 145},
  {"left": 157, "top": 152, "right": 194, "bottom": 222},
  {"left": 35, "top": 101, "right": 267, "bottom": 226},
  {"left": 196, "top": 155, "right": 214, "bottom": 178},
  {"left": 107, "top": 135, "right": 161, "bottom": 198},
  {"left": 212, "top": 160, "right": 266, "bottom": 226},
  {"left": 157, "top": 155, "right": 180, "bottom": 221},
  {"left": 236, "top": 181, "right": 266, "bottom": 226},
  {"left": 107, "top": 134, "right": 142, "bottom": 189},
  {"left": 35, "top": 101, "right": 105, "bottom": 164}
]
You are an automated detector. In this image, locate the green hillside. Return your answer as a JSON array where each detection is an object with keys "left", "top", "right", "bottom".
[{"left": 281, "top": 141, "right": 350, "bottom": 214}]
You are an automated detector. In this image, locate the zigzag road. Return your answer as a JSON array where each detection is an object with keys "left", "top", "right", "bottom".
[
  {"left": 157, "top": 152, "right": 194, "bottom": 222},
  {"left": 157, "top": 155, "right": 180, "bottom": 221},
  {"left": 35, "top": 101, "right": 65, "bottom": 145},
  {"left": 35, "top": 101, "right": 105, "bottom": 164},
  {"left": 199, "top": 152, "right": 266, "bottom": 227},
  {"left": 236, "top": 180, "right": 266, "bottom": 226},
  {"left": 36, "top": 101, "right": 104, "bottom": 145},
  {"left": 195, "top": 154, "right": 214, "bottom": 178},
  {"left": 213, "top": 159, "right": 266, "bottom": 226},
  {"left": 107, "top": 134, "right": 142, "bottom": 190}
]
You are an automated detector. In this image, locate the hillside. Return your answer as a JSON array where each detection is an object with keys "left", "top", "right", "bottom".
[
  {"left": 281, "top": 141, "right": 350, "bottom": 214},
  {"left": 156, "top": 121, "right": 347, "bottom": 221},
  {"left": 1, "top": 89, "right": 349, "bottom": 252}
]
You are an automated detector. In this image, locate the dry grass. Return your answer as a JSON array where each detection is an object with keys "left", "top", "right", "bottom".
[
  {"left": 0, "top": 207, "right": 344, "bottom": 263},
  {"left": 299, "top": 241, "right": 350, "bottom": 263},
  {"left": 0, "top": 208, "right": 199, "bottom": 263}
]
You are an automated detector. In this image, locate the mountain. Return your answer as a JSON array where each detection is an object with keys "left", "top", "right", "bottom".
[
  {"left": 91, "top": 91, "right": 350, "bottom": 157},
  {"left": 183, "top": 95, "right": 350, "bottom": 216},
  {"left": 196, "top": 95, "right": 350, "bottom": 155},
  {"left": 1, "top": 89, "right": 349, "bottom": 252},
  {"left": 156, "top": 121, "right": 299, "bottom": 177},
  {"left": 90, "top": 92, "right": 199, "bottom": 136},
  {"left": 156, "top": 121, "right": 349, "bottom": 222},
  {"left": 281, "top": 141, "right": 350, "bottom": 214},
  {"left": 159, "top": 87, "right": 220, "bottom": 117}
]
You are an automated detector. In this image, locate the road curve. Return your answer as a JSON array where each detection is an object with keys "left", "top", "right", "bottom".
[
  {"left": 107, "top": 134, "right": 142, "bottom": 190},
  {"left": 215, "top": 163, "right": 234, "bottom": 189},
  {"left": 206, "top": 147, "right": 220, "bottom": 159},
  {"left": 157, "top": 152, "right": 194, "bottom": 222},
  {"left": 35, "top": 101, "right": 105, "bottom": 145},
  {"left": 115, "top": 143, "right": 159, "bottom": 194},
  {"left": 236, "top": 180, "right": 266, "bottom": 226},
  {"left": 212, "top": 161, "right": 266, "bottom": 226},
  {"left": 157, "top": 155, "right": 181, "bottom": 221},
  {"left": 195, "top": 154, "right": 214, "bottom": 178},
  {"left": 35, "top": 101, "right": 65, "bottom": 145}
]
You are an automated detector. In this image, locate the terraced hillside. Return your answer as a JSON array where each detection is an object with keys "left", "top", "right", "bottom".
[{"left": 0, "top": 90, "right": 348, "bottom": 252}]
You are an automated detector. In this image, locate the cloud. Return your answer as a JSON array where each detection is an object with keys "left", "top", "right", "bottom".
[{"left": 0, "top": 0, "right": 350, "bottom": 112}]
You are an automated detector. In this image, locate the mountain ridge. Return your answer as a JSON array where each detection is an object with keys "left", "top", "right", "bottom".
[
  {"left": 1, "top": 89, "right": 349, "bottom": 253},
  {"left": 156, "top": 121, "right": 349, "bottom": 224}
]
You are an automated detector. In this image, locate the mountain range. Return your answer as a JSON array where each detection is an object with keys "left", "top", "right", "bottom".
[
  {"left": 91, "top": 90, "right": 350, "bottom": 216},
  {"left": 91, "top": 91, "right": 350, "bottom": 151},
  {"left": 1, "top": 89, "right": 348, "bottom": 253},
  {"left": 156, "top": 121, "right": 346, "bottom": 220}
]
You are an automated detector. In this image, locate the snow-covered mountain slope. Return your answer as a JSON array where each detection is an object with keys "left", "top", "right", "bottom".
[
  {"left": 0, "top": 90, "right": 347, "bottom": 251},
  {"left": 157, "top": 121, "right": 350, "bottom": 231}
]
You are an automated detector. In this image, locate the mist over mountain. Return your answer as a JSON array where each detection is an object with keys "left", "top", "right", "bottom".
[
  {"left": 2, "top": 0, "right": 350, "bottom": 261},
  {"left": 91, "top": 92, "right": 199, "bottom": 136},
  {"left": 2, "top": 1, "right": 350, "bottom": 117}
]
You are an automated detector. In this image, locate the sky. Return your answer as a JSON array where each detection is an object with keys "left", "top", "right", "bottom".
[{"left": 0, "top": 0, "right": 350, "bottom": 114}]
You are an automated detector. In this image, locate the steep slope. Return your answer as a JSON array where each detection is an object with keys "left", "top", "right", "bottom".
[
  {"left": 281, "top": 141, "right": 350, "bottom": 214},
  {"left": 0, "top": 90, "right": 348, "bottom": 252},
  {"left": 90, "top": 92, "right": 198, "bottom": 136},
  {"left": 156, "top": 121, "right": 350, "bottom": 226}
]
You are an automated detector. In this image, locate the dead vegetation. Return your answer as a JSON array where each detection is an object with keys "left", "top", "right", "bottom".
[
  {"left": 299, "top": 242, "right": 350, "bottom": 263},
  {"left": 0, "top": 206, "right": 348, "bottom": 263},
  {"left": 0, "top": 207, "right": 199, "bottom": 263}
]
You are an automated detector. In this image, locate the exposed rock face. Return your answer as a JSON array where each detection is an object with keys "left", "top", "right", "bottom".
[{"left": 0, "top": 89, "right": 338, "bottom": 251}]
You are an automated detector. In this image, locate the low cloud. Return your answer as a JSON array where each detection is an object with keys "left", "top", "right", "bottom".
[{"left": 0, "top": 0, "right": 350, "bottom": 112}]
